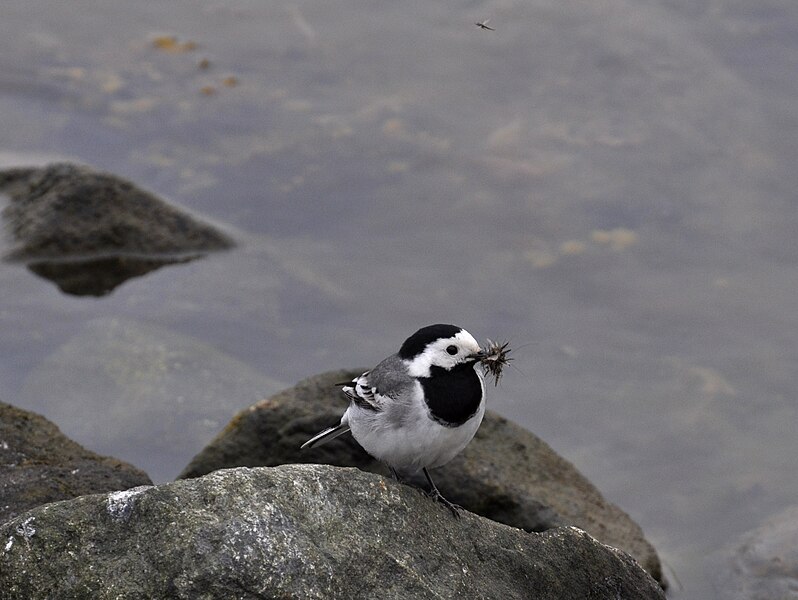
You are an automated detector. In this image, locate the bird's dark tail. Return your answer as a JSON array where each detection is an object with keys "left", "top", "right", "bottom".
[{"left": 300, "top": 423, "right": 351, "bottom": 449}]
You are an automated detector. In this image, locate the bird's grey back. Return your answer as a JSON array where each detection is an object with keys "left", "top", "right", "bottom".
[
  {"left": 362, "top": 353, "right": 420, "bottom": 429},
  {"left": 367, "top": 353, "right": 414, "bottom": 398}
]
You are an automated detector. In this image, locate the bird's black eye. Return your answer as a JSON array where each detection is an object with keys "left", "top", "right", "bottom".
[{"left": 446, "top": 345, "right": 458, "bottom": 355}]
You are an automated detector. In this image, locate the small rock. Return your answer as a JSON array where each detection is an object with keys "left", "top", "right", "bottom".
[
  {"left": 179, "top": 369, "right": 665, "bottom": 586},
  {"left": 0, "top": 401, "right": 152, "bottom": 524},
  {"left": 0, "top": 163, "right": 234, "bottom": 295},
  {"left": 715, "top": 504, "right": 798, "bottom": 599},
  {"left": 0, "top": 465, "right": 665, "bottom": 599}
]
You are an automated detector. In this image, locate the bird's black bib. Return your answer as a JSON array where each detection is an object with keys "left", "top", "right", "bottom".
[{"left": 420, "top": 363, "right": 482, "bottom": 426}]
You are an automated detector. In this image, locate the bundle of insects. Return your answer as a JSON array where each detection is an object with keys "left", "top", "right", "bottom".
[{"left": 479, "top": 339, "right": 512, "bottom": 385}]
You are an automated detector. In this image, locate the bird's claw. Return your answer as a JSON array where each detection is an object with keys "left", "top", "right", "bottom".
[{"left": 429, "top": 489, "right": 463, "bottom": 518}]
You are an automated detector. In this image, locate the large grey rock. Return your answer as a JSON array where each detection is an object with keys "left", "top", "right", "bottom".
[
  {"left": 714, "top": 504, "right": 798, "bottom": 599},
  {"left": 0, "top": 465, "right": 664, "bottom": 599},
  {"left": 0, "top": 401, "right": 152, "bottom": 524},
  {"left": 180, "top": 370, "right": 664, "bottom": 585},
  {"left": 0, "top": 163, "right": 233, "bottom": 295}
]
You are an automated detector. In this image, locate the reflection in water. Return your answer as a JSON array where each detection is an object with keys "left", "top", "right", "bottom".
[{"left": 26, "top": 255, "right": 197, "bottom": 296}]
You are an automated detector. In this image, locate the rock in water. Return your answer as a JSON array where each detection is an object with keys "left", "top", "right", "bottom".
[
  {"left": 0, "top": 163, "right": 233, "bottom": 296},
  {"left": 0, "top": 401, "right": 152, "bottom": 524},
  {"left": 0, "top": 465, "right": 665, "bottom": 599},
  {"left": 179, "top": 369, "right": 665, "bottom": 586},
  {"left": 715, "top": 504, "right": 798, "bottom": 600},
  {"left": 19, "top": 317, "right": 285, "bottom": 483}
]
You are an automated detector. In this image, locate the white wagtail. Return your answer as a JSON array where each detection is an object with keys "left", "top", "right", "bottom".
[{"left": 302, "top": 324, "right": 488, "bottom": 516}]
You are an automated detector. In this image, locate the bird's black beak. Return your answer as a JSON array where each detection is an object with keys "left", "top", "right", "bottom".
[{"left": 470, "top": 350, "right": 488, "bottom": 361}]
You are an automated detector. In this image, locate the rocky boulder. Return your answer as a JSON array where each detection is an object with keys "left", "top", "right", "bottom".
[
  {"left": 0, "top": 401, "right": 152, "bottom": 524},
  {"left": 180, "top": 370, "right": 665, "bottom": 586},
  {"left": 0, "top": 464, "right": 665, "bottom": 599},
  {"left": 0, "top": 163, "right": 233, "bottom": 296}
]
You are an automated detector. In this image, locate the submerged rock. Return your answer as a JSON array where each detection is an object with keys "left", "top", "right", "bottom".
[
  {"left": 715, "top": 504, "right": 798, "bottom": 599},
  {"left": 0, "top": 465, "right": 665, "bottom": 599},
  {"left": 180, "top": 369, "right": 665, "bottom": 586},
  {"left": 0, "top": 163, "right": 233, "bottom": 296},
  {"left": 20, "top": 317, "right": 285, "bottom": 484},
  {"left": 0, "top": 401, "right": 152, "bottom": 524}
]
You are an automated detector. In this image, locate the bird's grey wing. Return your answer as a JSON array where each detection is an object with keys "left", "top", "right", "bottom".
[
  {"left": 342, "top": 369, "right": 386, "bottom": 412},
  {"left": 343, "top": 354, "right": 414, "bottom": 412}
]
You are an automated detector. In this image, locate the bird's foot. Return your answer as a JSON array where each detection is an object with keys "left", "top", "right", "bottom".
[
  {"left": 389, "top": 467, "right": 405, "bottom": 483},
  {"left": 420, "top": 467, "right": 462, "bottom": 518},
  {"left": 428, "top": 488, "right": 463, "bottom": 518}
]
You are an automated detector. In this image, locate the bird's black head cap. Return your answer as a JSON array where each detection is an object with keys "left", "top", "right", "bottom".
[{"left": 399, "top": 324, "right": 463, "bottom": 359}]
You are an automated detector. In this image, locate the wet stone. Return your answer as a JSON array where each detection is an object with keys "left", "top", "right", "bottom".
[
  {"left": 0, "top": 163, "right": 234, "bottom": 296},
  {"left": 0, "top": 465, "right": 666, "bottom": 599},
  {"left": 0, "top": 401, "right": 152, "bottom": 524}
]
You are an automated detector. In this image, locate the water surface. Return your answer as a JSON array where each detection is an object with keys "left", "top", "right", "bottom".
[{"left": 2, "top": 1, "right": 798, "bottom": 597}]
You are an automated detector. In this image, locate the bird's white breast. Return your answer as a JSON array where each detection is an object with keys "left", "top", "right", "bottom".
[{"left": 345, "top": 373, "right": 486, "bottom": 474}]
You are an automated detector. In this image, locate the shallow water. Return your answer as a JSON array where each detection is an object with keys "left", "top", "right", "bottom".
[{"left": 2, "top": 1, "right": 798, "bottom": 596}]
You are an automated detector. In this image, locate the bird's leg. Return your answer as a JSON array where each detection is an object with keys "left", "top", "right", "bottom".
[
  {"left": 389, "top": 466, "right": 403, "bottom": 483},
  {"left": 422, "top": 468, "right": 462, "bottom": 518}
]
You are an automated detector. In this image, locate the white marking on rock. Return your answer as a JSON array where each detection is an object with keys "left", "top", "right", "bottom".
[
  {"left": 16, "top": 517, "right": 35, "bottom": 540},
  {"left": 106, "top": 486, "right": 152, "bottom": 522}
]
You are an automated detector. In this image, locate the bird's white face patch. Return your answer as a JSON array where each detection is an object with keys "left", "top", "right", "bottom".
[{"left": 404, "top": 329, "right": 482, "bottom": 378}]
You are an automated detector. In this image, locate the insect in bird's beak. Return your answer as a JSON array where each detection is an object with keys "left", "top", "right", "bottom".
[{"left": 478, "top": 339, "right": 512, "bottom": 386}]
